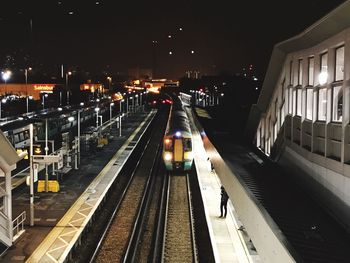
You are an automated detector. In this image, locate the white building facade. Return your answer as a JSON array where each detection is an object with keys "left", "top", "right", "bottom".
[{"left": 246, "top": 1, "right": 350, "bottom": 230}]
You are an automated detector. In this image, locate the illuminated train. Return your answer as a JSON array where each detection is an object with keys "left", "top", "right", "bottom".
[{"left": 162, "top": 94, "right": 194, "bottom": 172}]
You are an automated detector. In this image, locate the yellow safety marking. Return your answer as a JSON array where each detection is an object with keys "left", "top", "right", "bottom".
[
  {"left": 174, "top": 139, "right": 183, "bottom": 162},
  {"left": 194, "top": 107, "right": 212, "bottom": 119},
  {"left": 26, "top": 110, "right": 156, "bottom": 263}
]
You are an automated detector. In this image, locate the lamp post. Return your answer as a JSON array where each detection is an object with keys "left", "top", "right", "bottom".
[
  {"left": 126, "top": 94, "right": 129, "bottom": 116},
  {"left": 110, "top": 102, "right": 114, "bottom": 129},
  {"left": 29, "top": 123, "right": 34, "bottom": 226},
  {"left": 0, "top": 98, "right": 6, "bottom": 119},
  {"left": 135, "top": 94, "right": 139, "bottom": 108},
  {"left": 2, "top": 70, "right": 12, "bottom": 94},
  {"left": 26, "top": 96, "right": 33, "bottom": 114},
  {"left": 66, "top": 71, "right": 72, "bottom": 105},
  {"left": 78, "top": 110, "right": 81, "bottom": 165},
  {"left": 25, "top": 67, "right": 32, "bottom": 96},
  {"left": 120, "top": 99, "right": 123, "bottom": 113},
  {"left": 68, "top": 116, "right": 78, "bottom": 169},
  {"left": 42, "top": 93, "right": 48, "bottom": 110},
  {"left": 44, "top": 118, "right": 50, "bottom": 192},
  {"left": 95, "top": 107, "right": 100, "bottom": 128},
  {"left": 107, "top": 76, "right": 112, "bottom": 90}
]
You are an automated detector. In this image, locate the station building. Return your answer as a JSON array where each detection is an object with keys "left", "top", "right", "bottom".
[
  {"left": 246, "top": 1, "right": 350, "bottom": 230},
  {"left": 0, "top": 84, "right": 56, "bottom": 100}
]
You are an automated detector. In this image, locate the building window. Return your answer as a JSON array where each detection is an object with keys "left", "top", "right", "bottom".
[
  {"left": 308, "top": 57, "right": 314, "bottom": 86},
  {"left": 288, "top": 87, "right": 293, "bottom": 114},
  {"left": 332, "top": 85, "right": 342, "bottom": 122},
  {"left": 280, "top": 102, "right": 285, "bottom": 127},
  {"left": 293, "top": 88, "right": 296, "bottom": 114},
  {"left": 298, "top": 59, "right": 303, "bottom": 85},
  {"left": 319, "top": 52, "right": 328, "bottom": 86},
  {"left": 318, "top": 88, "right": 327, "bottom": 121},
  {"left": 335, "top": 46, "right": 344, "bottom": 82},
  {"left": 296, "top": 87, "right": 302, "bottom": 116},
  {"left": 289, "top": 60, "right": 293, "bottom": 85},
  {"left": 306, "top": 88, "right": 313, "bottom": 120},
  {"left": 274, "top": 121, "right": 278, "bottom": 142}
]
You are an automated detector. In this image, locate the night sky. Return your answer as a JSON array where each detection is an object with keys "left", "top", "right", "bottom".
[{"left": 0, "top": 0, "right": 346, "bottom": 79}]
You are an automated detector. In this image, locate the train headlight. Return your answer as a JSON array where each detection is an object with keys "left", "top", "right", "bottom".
[
  {"left": 164, "top": 152, "right": 172, "bottom": 161},
  {"left": 184, "top": 151, "right": 194, "bottom": 160},
  {"left": 175, "top": 131, "right": 181, "bottom": 137}
]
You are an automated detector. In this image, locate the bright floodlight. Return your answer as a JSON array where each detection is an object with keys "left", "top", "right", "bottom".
[
  {"left": 110, "top": 102, "right": 114, "bottom": 106},
  {"left": 175, "top": 131, "right": 181, "bottom": 137},
  {"left": 95, "top": 107, "right": 100, "bottom": 112},
  {"left": 164, "top": 153, "right": 172, "bottom": 161},
  {"left": 58, "top": 107, "right": 63, "bottom": 111},
  {"left": 68, "top": 116, "right": 75, "bottom": 122},
  {"left": 2, "top": 70, "right": 12, "bottom": 81},
  {"left": 318, "top": 72, "right": 328, "bottom": 85},
  {"left": 1, "top": 98, "right": 6, "bottom": 103},
  {"left": 96, "top": 98, "right": 100, "bottom": 102},
  {"left": 80, "top": 102, "right": 84, "bottom": 106}
]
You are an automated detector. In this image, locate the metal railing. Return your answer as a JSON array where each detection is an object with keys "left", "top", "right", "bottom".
[{"left": 12, "top": 211, "right": 26, "bottom": 240}]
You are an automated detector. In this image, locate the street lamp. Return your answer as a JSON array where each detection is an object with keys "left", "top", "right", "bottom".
[
  {"left": 26, "top": 95, "right": 33, "bottom": 114},
  {"left": 110, "top": 102, "right": 114, "bottom": 129},
  {"left": 66, "top": 71, "right": 72, "bottom": 105},
  {"left": 0, "top": 98, "right": 6, "bottom": 119},
  {"left": 2, "top": 70, "right": 12, "bottom": 94},
  {"left": 25, "top": 67, "right": 32, "bottom": 96},
  {"left": 107, "top": 76, "right": 112, "bottom": 90},
  {"left": 126, "top": 93, "right": 129, "bottom": 116},
  {"left": 120, "top": 99, "right": 124, "bottom": 113},
  {"left": 42, "top": 93, "right": 48, "bottom": 109},
  {"left": 95, "top": 107, "right": 100, "bottom": 128}
]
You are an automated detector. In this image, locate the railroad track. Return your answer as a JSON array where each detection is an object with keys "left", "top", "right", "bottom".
[
  {"left": 162, "top": 174, "right": 198, "bottom": 263},
  {"left": 90, "top": 109, "right": 168, "bottom": 263}
]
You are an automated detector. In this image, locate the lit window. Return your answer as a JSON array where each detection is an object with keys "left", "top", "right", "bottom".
[
  {"left": 320, "top": 52, "right": 328, "bottom": 75},
  {"left": 308, "top": 57, "right": 314, "bottom": 86},
  {"left": 296, "top": 87, "right": 302, "bottom": 116},
  {"left": 298, "top": 59, "right": 303, "bottom": 85},
  {"left": 280, "top": 102, "right": 285, "bottom": 127},
  {"left": 306, "top": 88, "right": 313, "bottom": 120},
  {"left": 274, "top": 121, "right": 278, "bottom": 142},
  {"left": 289, "top": 60, "right": 293, "bottom": 85},
  {"left": 335, "top": 46, "right": 344, "bottom": 82},
  {"left": 332, "top": 85, "right": 342, "bottom": 122},
  {"left": 288, "top": 87, "right": 293, "bottom": 114},
  {"left": 318, "top": 88, "right": 327, "bottom": 121}
]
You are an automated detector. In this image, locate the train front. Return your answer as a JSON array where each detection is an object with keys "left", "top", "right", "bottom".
[{"left": 163, "top": 130, "right": 194, "bottom": 172}]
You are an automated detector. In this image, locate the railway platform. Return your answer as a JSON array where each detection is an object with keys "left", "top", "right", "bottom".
[
  {"left": 189, "top": 109, "right": 260, "bottom": 263},
  {"left": 1, "top": 110, "right": 156, "bottom": 263}
]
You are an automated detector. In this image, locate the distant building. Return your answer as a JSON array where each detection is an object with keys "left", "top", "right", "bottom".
[
  {"left": 246, "top": 1, "right": 350, "bottom": 231},
  {"left": 0, "top": 84, "right": 56, "bottom": 100},
  {"left": 80, "top": 83, "right": 104, "bottom": 93}
]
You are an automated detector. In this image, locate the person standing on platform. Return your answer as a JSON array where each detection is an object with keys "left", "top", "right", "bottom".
[{"left": 220, "top": 186, "right": 229, "bottom": 218}]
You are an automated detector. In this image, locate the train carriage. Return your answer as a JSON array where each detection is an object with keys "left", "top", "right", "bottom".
[{"left": 163, "top": 95, "right": 194, "bottom": 172}]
